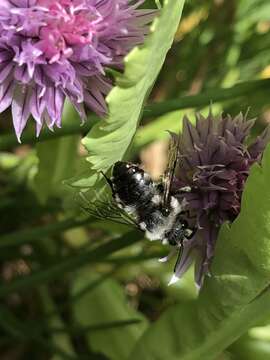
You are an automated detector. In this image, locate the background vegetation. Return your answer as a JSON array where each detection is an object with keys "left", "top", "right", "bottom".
[{"left": 1, "top": 0, "right": 270, "bottom": 359}]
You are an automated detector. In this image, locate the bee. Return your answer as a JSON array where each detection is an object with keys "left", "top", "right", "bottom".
[{"left": 81, "top": 134, "right": 196, "bottom": 280}]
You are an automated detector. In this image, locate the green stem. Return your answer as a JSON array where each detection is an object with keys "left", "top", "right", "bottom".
[
  {"left": 0, "top": 117, "right": 97, "bottom": 150},
  {"left": 0, "top": 79, "right": 269, "bottom": 151},
  {"left": 0, "top": 231, "right": 141, "bottom": 297},
  {"left": 145, "top": 78, "right": 270, "bottom": 118},
  {"left": 48, "top": 319, "right": 142, "bottom": 335},
  {"left": 0, "top": 217, "right": 92, "bottom": 248}
]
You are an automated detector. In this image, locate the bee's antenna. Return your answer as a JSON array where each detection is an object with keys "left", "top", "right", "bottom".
[{"left": 100, "top": 171, "right": 114, "bottom": 193}]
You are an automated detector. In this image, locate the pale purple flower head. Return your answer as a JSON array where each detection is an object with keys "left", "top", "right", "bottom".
[
  {"left": 0, "top": 0, "right": 155, "bottom": 141},
  {"left": 169, "top": 111, "right": 270, "bottom": 287}
]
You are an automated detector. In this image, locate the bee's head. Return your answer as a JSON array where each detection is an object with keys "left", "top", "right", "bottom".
[{"left": 113, "top": 161, "right": 142, "bottom": 178}]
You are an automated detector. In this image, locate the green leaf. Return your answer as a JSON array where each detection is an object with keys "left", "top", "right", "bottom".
[
  {"left": 75, "top": 0, "right": 185, "bottom": 187},
  {"left": 230, "top": 333, "right": 270, "bottom": 360},
  {"left": 130, "top": 143, "right": 270, "bottom": 360},
  {"left": 72, "top": 270, "right": 148, "bottom": 360}
]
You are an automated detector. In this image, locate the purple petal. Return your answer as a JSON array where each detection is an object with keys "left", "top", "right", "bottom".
[
  {"left": 248, "top": 125, "right": 270, "bottom": 160},
  {"left": 29, "top": 85, "right": 45, "bottom": 124},
  {"left": 44, "top": 86, "right": 65, "bottom": 128},
  {"left": 12, "top": 84, "right": 31, "bottom": 141},
  {"left": 83, "top": 90, "right": 107, "bottom": 116},
  {"left": 0, "top": 61, "right": 13, "bottom": 82},
  {"left": 0, "top": 74, "right": 14, "bottom": 112},
  {"left": 70, "top": 100, "right": 86, "bottom": 122},
  {"left": 174, "top": 240, "right": 196, "bottom": 279}
]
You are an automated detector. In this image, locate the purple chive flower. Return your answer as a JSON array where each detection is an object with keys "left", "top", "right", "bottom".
[
  {"left": 167, "top": 111, "right": 270, "bottom": 287},
  {"left": 0, "top": 0, "right": 155, "bottom": 141}
]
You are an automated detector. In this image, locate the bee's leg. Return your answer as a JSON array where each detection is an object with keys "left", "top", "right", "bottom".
[{"left": 173, "top": 246, "right": 183, "bottom": 273}]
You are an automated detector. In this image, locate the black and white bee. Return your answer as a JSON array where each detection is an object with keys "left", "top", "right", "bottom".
[{"left": 81, "top": 134, "right": 196, "bottom": 282}]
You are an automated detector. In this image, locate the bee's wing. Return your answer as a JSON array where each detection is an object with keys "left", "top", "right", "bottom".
[
  {"left": 79, "top": 192, "right": 139, "bottom": 228},
  {"left": 162, "top": 131, "right": 180, "bottom": 207}
]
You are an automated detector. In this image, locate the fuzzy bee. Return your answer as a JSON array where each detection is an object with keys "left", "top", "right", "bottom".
[{"left": 81, "top": 134, "right": 196, "bottom": 280}]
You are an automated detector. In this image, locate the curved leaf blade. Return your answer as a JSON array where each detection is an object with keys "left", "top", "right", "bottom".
[
  {"left": 82, "top": 0, "right": 185, "bottom": 178},
  {"left": 72, "top": 271, "right": 148, "bottom": 360}
]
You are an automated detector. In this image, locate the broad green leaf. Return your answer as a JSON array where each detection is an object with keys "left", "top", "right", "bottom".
[
  {"left": 130, "top": 143, "right": 270, "bottom": 360},
  {"left": 72, "top": 270, "right": 148, "bottom": 360},
  {"left": 229, "top": 333, "right": 270, "bottom": 360},
  {"left": 72, "top": 0, "right": 185, "bottom": 188}
]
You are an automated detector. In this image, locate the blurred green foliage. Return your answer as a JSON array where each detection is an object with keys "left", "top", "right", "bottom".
[{"left": 1, "top": 0, "right": 270, "bottom": 359}]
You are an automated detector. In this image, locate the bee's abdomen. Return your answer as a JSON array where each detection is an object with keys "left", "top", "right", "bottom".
[{"left": 112, "top": 161, "right": 158, "bottom": 208}]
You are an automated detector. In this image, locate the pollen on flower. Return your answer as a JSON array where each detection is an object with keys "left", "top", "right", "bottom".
[
  {"left": 0, "top": 0, "right": 155, "bottom": 141},
  {"left": 36, "top": 0, "right": 100, "bottom": 62}
]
